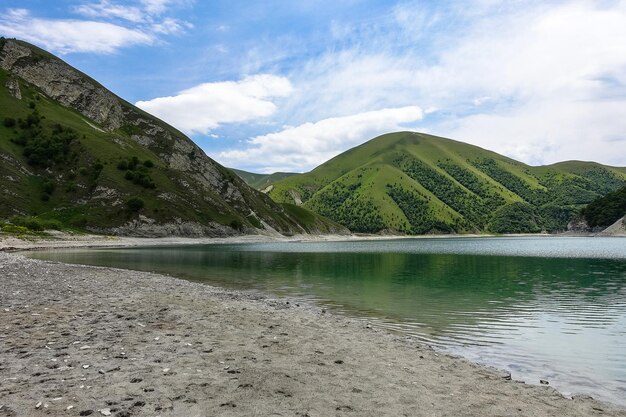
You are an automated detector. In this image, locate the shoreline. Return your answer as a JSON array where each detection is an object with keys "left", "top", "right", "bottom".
[
  {"left": 1, "top": 240, "right": 625, "bottom": 416},
  {"left": 0, "top": 230, "right": 606, "bottom": 253}
]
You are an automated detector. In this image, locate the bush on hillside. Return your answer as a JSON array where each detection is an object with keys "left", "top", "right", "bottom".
[{"left": 126, "top": 197, "right": 145, "bottom": 212}]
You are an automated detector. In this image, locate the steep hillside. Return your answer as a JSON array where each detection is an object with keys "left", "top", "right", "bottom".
[
  {"left": 231, "top": 169, "right": 297, "bottom": 191},
  {"left": 0, "top": 38, "right": 334, "bottom": 236},
  {"left": 268, "top": 132, "right": 626, "bottom": 234},
  {"left": 581, "top": 185, "right": 626, "bottom": 228}
]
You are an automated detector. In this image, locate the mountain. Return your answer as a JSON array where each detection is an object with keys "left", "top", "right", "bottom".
[
  {"left": 0, "top": 38, "right": 344, "bottom": 236},
  {"left": 231, "top": 169, "right": 297, "bottom": 191},
  {"left": 267, "top": 132, "right": 626, "bottom": 234}
]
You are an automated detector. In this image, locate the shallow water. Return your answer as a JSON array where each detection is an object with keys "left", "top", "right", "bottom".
[{"left": 28, "top": 236, "right": 626, "bottom": 406}]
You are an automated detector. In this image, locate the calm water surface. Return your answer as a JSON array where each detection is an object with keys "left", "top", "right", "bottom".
[{"left": 28, "top": 236, "right": 626, "bottom": 406}]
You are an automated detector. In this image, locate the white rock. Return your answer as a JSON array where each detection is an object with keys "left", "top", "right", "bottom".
[{"left": 99, "top": 408, "right": 112, "bottom": 416}]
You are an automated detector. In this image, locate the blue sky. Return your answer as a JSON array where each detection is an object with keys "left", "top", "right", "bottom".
[{"left": 2, "top": 0, "right": 626, "bottom": 172}]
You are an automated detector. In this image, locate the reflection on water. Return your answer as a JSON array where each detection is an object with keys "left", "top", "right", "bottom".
[{"left": 28, "top": 237, "right": 626, "bottom": 406}]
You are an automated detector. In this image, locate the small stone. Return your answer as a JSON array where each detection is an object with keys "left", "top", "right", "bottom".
[
  {"left": 67, "top": 405, "right": 74, "bottom": 410},
  {"left": 540, "top": 379, "right": 549, "bottom": 385},
  {"left": 35, "top": 401, "right": 42, "bottom": 409},
  {"left": 80, "top": 345, "right": 91, "bottom": 350},
  {"left": 99, "top": 408, "right": 112, "bottom": 416},
  {"left": 163, "top": 368, "right": 170, "bottom": 373},
  {"left": 83, "top": 364, "right": 90, "bottom": 369}
]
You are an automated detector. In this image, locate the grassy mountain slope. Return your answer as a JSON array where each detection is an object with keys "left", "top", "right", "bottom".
[
  {"left": 268, "top": 132, "right": 626, "bottom": 234},
  {"left": 231, "top": 169, "right": 297, "bottom": 191},
  {"left": 0, "top": 38, "right": 344, "bottom": 236}
]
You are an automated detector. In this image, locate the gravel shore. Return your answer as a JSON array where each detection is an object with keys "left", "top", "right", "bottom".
[{"left": 1, "top": 241, "right": 625, "bottom": 416}]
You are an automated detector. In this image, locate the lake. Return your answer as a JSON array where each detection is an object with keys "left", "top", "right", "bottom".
[{"left": 27, "top": 236, "right": 626, "bottom": 406}]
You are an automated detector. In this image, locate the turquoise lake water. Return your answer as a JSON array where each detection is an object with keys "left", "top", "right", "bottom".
[{"left": 28, "top": 236, "right": 626, "bottom": 406}]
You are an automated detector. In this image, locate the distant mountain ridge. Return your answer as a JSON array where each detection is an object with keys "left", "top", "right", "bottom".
[
  {"left": 262, "top": 132, "right": 626, "bottom": 234},
  {"left": 231, "top": 169, "right": 297, "bottom": 192},
  {"left": 0, "top": 38, "right": 344, "bottom": 236}
]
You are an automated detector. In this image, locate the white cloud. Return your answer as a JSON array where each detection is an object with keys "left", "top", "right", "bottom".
[
  {"left": 151, "top": 17, "right": 192, "bottom": 35},
  {"left": 0, "top": 9, "right": 153, "bottom": 54},
  {"left": 74, "top": 1, "right": 144, "bottom": 23},
  {"left": 429, "top": 1, "right": 626, "bottom": 165},
  {"left": 219, "top": 106, "right": 424, "bottom": 172},
  {"left": 1, "top": 1, "right": 193, "bottom": 55},
  {"left": 270, "top": 0, "right": 626, "bottom": 168},
  {"left": 135, "top": 75, "right": 294, "bottom": 134},
  {"left": 140, "top": 0, "right": 175, "bottom": 15}
]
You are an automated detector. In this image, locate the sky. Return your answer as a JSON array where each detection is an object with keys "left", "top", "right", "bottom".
[{"left": 1, "top": 0, "right": 626, "bottom": 173}]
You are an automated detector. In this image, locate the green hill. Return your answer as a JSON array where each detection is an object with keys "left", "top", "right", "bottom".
[
  {"left": 268, "top": 132, "right": 626, "bottom": 234},
  {"left": 0, "top": 38, "right": 345, "bottom": 236},
  {"left": 231, "top": 168, "right": 297, "bottom": 191}
]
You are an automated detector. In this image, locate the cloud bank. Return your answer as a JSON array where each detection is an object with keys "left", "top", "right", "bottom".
[{"left": 136, "top": 75, "right": 293, "bottom": 134}]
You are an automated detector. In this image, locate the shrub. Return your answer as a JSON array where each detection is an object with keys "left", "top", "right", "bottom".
[
  {"left": 11, "top": 216, "right": 44, "bottom": 231},
  {"left": 42, "top": 180, "right": 55, "bottom": 195},
  {"left": 126, "top": 197, "right": 145, "bottom": 212},
  {"left": 2, "top": 225, "right": 31, "bottom": 235},
  {"left": 3, "top": 117, "right": 16, "bottom": 128},
  {"left": 143, "top": 159, "right": 154, "bottom": 168}
]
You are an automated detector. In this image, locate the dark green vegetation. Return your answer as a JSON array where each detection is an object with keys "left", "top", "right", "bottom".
[
  {"left": 581, "top": 185, "right": 626, "bottom": 228},
  {"left": 231, "top": 168, "right": 296, "bottom": 191},
  {"left": 0, "top": 39, "right": 343, "bottom": 236},
  {"left": 267, "top": 132, "right": 626, "bottom": 234}
]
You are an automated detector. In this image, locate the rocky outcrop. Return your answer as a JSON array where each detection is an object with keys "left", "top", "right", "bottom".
[
  {"left": 97, "top": 216, "right": 239, "bottom": 238},
  {"left": 0, "top": 40, "right": 124, "bottom": 130},
  {"left": 5, "top": 77, "right": 21, "bottom": 99},
  {"left": 567, "top": 217, "right": 590, "bottom": 233}
]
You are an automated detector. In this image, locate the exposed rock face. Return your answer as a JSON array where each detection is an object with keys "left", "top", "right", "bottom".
[
  {"left": 100, "top": 217, "right": 238, "bottom": 238},
  {"left": 567, "top": 217, "right": 590, "bottom": 232},
  {"left": 5, "top": 77, "right": 21, "bottom": 99},
  {"left": 0, "top": 40, "right": 124, "bottom": 130}
]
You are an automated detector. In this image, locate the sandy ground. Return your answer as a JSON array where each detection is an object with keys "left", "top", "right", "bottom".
[{"left": 1, "top": 238, "right": 625, "bottom": 416}]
